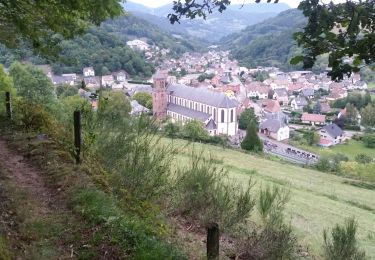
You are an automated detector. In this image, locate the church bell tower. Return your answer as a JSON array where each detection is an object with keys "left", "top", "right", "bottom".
[{"left": 152, "top": 72, "right": 168, "bottom": 120}]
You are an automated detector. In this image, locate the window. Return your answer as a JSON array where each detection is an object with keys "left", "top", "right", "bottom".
[
  {"left": 230, "top": 109, "right": 234, "bottom": 122},
  {"left": 184, "top": 100, "right": 187, "bottom": 107},
  {"left": 201, "top": 104, "right": 203, "bottom": 111},
  {"left": 221, "top": 110, "right": 224, "bottom": 123},
  {"left": 195, "top": 103, "right": 197, "bottom": 110},
  {"left": 213, "top": 108, "right": 216, "bottom": 121},
  {"left": 207, "top": 106, "right": 209, "bottom": 113}
]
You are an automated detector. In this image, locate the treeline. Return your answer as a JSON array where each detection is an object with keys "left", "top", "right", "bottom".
[
  {"left": 220, "top": 9, "right": 306, "bottom": 71},
  {"left": 102, "top": 15, "right": 204, "bottom": 57},
  {"left": 0, "top": 27, "right": 154, "bottom": 78}
]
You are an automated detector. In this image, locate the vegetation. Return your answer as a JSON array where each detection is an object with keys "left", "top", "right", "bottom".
[
  {"left": 323, "top": 218, "right": 366, "bottom": 260},
  {"left": 361, "top": 104, "right": 375, "bottom": 128},
  {"left": 241, "top": 121, "right": 263, "bottom": 153},
  {"left": 132, "top": 92, "right": 152, "bottom": 109},
  {"left": 363, "top": 133, "right": 375, "bottom": 149},
  {"left": 239, "top": 108, "right": 257, "bottom": 130},
  {"left": 197, "top": 73, "right": 215, "bottom": 82},
  {"left": 221, "top": 9, "right": 306, "bottom": 71},
  {"left": 0, "top": 0, "right": 122, "bottom": 55},
  {"left": 167, "top": 138, "right": 375, "bottom": 258}
]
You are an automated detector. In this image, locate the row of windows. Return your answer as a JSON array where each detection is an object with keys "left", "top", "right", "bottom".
[{"left": 169, "top": 95, "right": 235, "bottom": 123}]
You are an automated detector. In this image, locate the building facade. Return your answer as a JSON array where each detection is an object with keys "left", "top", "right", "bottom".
[{"left": 153, "top": 73, "right": 238, "bottom": 136}]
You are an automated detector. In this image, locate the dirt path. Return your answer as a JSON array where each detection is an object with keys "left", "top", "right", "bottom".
[
  {"left": 0, "top": 138, "right": 71, "bottom": 259},
  {"left": 0, "top": 139, "right": 54, "bottom": 215}
]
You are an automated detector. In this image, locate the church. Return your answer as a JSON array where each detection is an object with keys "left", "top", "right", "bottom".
[{"left": 152, "top": 72, "right": 238, "bottom": 136}]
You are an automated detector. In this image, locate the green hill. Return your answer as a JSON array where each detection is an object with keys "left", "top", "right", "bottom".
[
  {"left": 220, "top": 9, "right": 307, "bottom": 70},
  {"left": 166, "top": 138, "right": 375, "bottom": 258}
]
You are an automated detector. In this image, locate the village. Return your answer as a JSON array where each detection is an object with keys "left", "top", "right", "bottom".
[{"left": 37, "top": 43, "right": 373, "bottom": 164}]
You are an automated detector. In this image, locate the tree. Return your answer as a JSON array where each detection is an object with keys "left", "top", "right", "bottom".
[
  {"left": 0, "top": 0, "right": 122, "bottom": 55},
  {"left": 9, "top": 62, "right": 55, "bottom": 104},
  {"left": 345, "top": 103, "right": 359, "bottom": 125},
  {"left": 0, "top": 64, "right": 16, "bottom": 116},
  {"left": 133, "top": 92, "right": 153, "bottom": 110},
  {"left": 361, "top": 104, "right": 375, "bottom": 127},
  {"left": 303, "top": 130, "right": 319, "bottom": 146},
  {"left": 239, "top": 108, "right": 257, "bottom": 130},
  {"left": 56, "top": 84, "right": 79, "bottom": 98},
  {"left": 98, "top": 91, "right": 131, "bottom": 121},
  {"left": 164, "top": 122, "right": 181, "bottom": 138},
  {"left": 241, "top": 121, "right": 263, "bottom": 153},
  {"left": 183, "top": 120, "right": 209, "bottom": 142},
  {"left": 323, "top": 218, "right": 366, "bottom": 260},
  {"left": 313, "top": 102, "right": 322, "bottom": 114}
]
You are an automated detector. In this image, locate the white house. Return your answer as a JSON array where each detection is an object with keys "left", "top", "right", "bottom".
[
  {"left": 319, "top": 123, "right": 344, "bottom": 147},
  {"left": 83, "top": 67, "right": 95, "bottom": 77},
  {"left": 259, "top": 118, "right": 290, "bottom": 141}
]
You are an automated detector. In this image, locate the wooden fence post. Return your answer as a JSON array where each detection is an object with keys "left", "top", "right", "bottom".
[
  {"left": 207, "top": 223, "right": 219, "bottom": 259},
  {"left": 5, "top": 92, "right": 12, "bottom": 119},
  {"left": 74, "top": 110, "right": 82, "bottom": 164}
]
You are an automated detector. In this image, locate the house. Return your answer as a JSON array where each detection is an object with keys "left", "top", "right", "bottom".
[
  {"left": 52, "top": 75, "right": 75, "bottom": 86},
  {"left": 62, "top": 73, "right": 78, "bottom": 81},
  {"left": 246, "top": 82, "right": 269, "bottom": 99},
  {"left": 301, "top": 88, "right": 315, "bottom": 99},
  {"left": 113, "top": 70, "right": 127, "bottom": 82},
  {"left": 291, "top": 96, "right": 308, "bottom": 110},
  {"left": 320, "top": 102, "right": 332, "bottom": 114},
  {"left": 83, "top": 67, "right": 95, "bottom": 77},
  {"left": 319, "top": 123, "right": 344, "bottom": 147},
  {"left": 35, "top": 65, "right": 53, "bottom": 79},
  {"left": 130, "top": 100, "right": 149, "bottom": 116},
  {"left": 259, "top": 117, "right": 290, "bottom": 141},
  {"left": 153, "top": 72, "right": 238, "bottom": 136},
  {"left": 126, "top": 39, "right": 149, "bottom": 51},
  {"left": 101, "top": 75, "right": 115, "bottom": 87},
  {"left": 84, "top": 76, "right": 100, "bottom": 89},
  {"left": 262, "top": 99, "right": 281, "bottom": 114},
  {"left": 301, "top": 113, "right": 326, "bottom": 126},
  {"left": 273, "top": 88, "right": 289, "bottom": 105}
]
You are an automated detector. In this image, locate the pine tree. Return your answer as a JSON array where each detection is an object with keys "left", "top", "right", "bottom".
[{"left": 241, "top": 121, "right": 263, "bottom": 153}]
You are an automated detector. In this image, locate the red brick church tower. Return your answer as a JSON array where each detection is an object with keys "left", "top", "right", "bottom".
[{"left": 152, "top": 71, "right": 168, "bottom": 120}]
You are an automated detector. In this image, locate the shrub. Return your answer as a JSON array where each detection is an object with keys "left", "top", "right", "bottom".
[
  {"left": 13, "top": 99, "right": 56, "bottom": 132},
  {"left": 172, "top": 151, "right": 255, "bottom": 230},
  {"left": 238, "top": 186, "right": 297, "bottom": 260},
  {"left": 316, "top": 156, "right": 331, "bottom": 172},
  {"left": 182, "top": 120, "right": 209, "bottom": 142},
  {"left": 362, "top": 133, "right": 375, "bottom": 148},
  {"left": 97, "top": 115, "right": 175, "bottom": 201},
  {"left": 355, "top": 154, "right": 373, "bottom": 164},
  {"left": 323, "top": 218, "right": 366, "bottom": 260}
]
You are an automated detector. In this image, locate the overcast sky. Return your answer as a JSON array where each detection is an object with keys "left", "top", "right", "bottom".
[{"left": 128, "top": 0, "right": 344, "bottom": 8}]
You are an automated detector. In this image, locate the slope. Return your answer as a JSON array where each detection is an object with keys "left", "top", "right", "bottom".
[
  {"left": 123, "top": 1, "right": 291, "bottom": 42},
  {"left": 166, "top": 138, "right": 375, "bottom": 258},
  {"left": 221, "top": 9, "right": 307, "bottom": 70}
]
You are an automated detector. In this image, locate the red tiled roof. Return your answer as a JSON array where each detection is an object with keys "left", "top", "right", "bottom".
[
  {"left": 301, "top": 113, "right": 326, "bottom": 123},
  {"left": 264, "top": 100, "right": 281, "bottom": 113}
]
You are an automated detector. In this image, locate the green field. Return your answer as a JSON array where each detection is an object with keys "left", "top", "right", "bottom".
[
  {"left": 166, "top": 139, "right": 375, "bottom": 259},
  {"left": 292, "top": 139, "right": 375, "bottom": 161}
]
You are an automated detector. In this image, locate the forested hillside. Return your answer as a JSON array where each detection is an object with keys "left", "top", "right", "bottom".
[
  {"left": 0, "top": 14, "right": 203, "bottom": 78},
  {"left": 221, "top": 9, "right": 307, "bottom": 70},
  {"left": 123, "top": 1, "right": 290, "bottom": 42}
]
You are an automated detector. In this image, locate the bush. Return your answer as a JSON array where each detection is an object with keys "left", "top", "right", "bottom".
[
  {"left": 355, "top": 154, "right": 373, "bottom": 164},
  {"left": 238, "top": 186, "right": 297, "bottom": 260},
  {"left": 241, "top": 121, "right": 263, "bottom": 153},
  {"left": 323, "top": 218, "right": 366, "bottom": 260},
  {"left": 97, "top": 115, "right": 174, "bottom": 201},
  {"left": 344, "top": 125, "right": 361, "bottom": 131},
  {"left": 362, "top": 133, "right": 375, "bottom": 148},
  {"left": 13, "top": 99, "right": 56, "bottom": 132},
  {"left": 172, "top": 151, "right": 255, "bottom": 230}
]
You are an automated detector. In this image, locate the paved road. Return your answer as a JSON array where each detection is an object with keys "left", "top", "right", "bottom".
[{"left": 231, "top": 131, "right": 319, "bottom": 165}]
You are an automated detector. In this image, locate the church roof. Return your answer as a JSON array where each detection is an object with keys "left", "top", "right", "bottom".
[
  {"left": 205, "top": 119, "right": 217, "bottom": 130},
  {"left": 168, "top": 84, "right": 237, "bottom": 108},
  {"left": 167, "top": 103, "right": 211, "bottom": 122}
]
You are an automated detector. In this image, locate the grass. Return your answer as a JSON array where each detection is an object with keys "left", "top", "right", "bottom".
[
  {"left": 292, "top": 139, "right": 375, "bottom": 161},
  {"left": 367, "top": 82, "right": 375, "bottom": 89},
  {"left": 165, "top": 138, "right": 375, "bottom": 259}
]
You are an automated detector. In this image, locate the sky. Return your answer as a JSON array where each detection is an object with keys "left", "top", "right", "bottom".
[{"left": 128, "top": 0, "right": 345, "bottom": 8}]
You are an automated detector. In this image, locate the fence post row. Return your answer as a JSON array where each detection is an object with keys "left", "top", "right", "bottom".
[
  {"left": 207, "top": 222, "right": 219, "bottom": 260},
  {"left": 5, "top": 92, "right": 12, "bottom": 119},
  {"left": 74, "top": 110, "right": 82, "bottom": 164}
]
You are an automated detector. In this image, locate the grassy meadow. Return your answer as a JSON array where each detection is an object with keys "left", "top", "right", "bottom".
[
  {"left": 293, "top": 139, "right": 375, "bottom": 161},
  {"left": 165, "top": 138, "right": 375, "bottom": 259}
]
